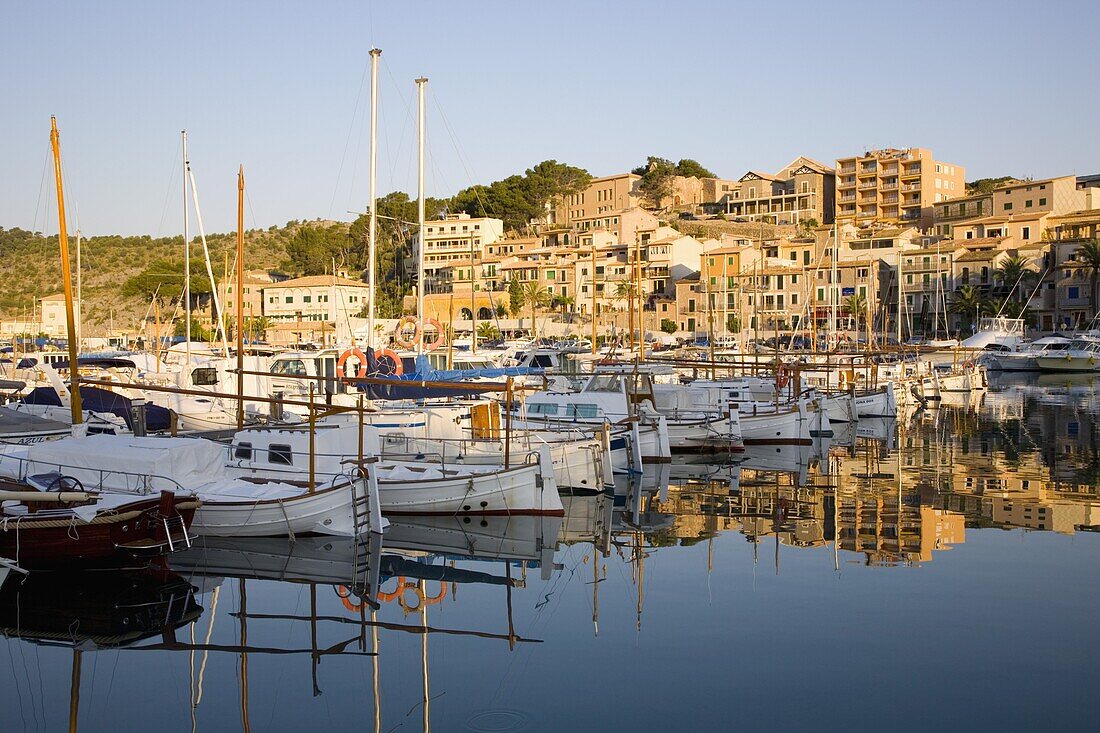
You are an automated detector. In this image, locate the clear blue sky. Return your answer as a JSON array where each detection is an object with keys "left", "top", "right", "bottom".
[{"left": 4, "top": 0, "right": 1098, "bottom": 236}]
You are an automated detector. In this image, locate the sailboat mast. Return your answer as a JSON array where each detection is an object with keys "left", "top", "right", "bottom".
[
  {"left": 182, "top": 130, "right": 191, "bottom": 367},
  {"left": 49, "top": 116, "right": 82, "bottom": 425},
  {"left": 415, "top": 76, "right": 428, "bottom": 354},
  {"left": 75, "top": 226, "right": 81, "bottom": 347},
  {"left": 367, "top": 48, "right": 381, "bottom": 349},
  {"left": 236, "top": 166, "right": 246, "bottom": 430},
  {"left": 831, "top": 221, "right": 838, "bottom": 351}
]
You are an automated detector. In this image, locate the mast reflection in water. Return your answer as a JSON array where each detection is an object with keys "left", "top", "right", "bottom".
[{"left": 1, "top": 373, "right": 1098, "bottom": 731}]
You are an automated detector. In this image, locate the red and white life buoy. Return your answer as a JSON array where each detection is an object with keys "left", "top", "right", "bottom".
[
  {"left": 337, "top": 347, "right": 368, "bottom": 380},
  {"left": 421, "top": 318, "right": 446, "bottom": 351},
  {"left": 776, "top": 365, "right": 791, "bottom": 389}
]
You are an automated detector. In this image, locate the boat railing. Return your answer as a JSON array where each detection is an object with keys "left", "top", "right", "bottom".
[{"left": 0, "top": 452, "right": 188, "bottom": 495}]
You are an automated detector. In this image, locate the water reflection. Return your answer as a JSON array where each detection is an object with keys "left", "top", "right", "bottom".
[{"left": 2, "top": 373, "right": 1099, "bottom": 730}]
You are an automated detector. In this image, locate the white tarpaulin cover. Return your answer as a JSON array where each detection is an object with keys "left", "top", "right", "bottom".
[{"left": 25, "top": 435, "right": 228, "bottom": 493}]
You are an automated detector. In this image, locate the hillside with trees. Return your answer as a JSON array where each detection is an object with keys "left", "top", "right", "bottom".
[{"left": 0, "top": 159, "right": 594, "bottom": 336}]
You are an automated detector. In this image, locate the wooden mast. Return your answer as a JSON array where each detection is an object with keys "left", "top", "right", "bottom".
[
  {"left": 236, "top": 165, "right": 245, "bottom": 430},
  {"left": 49, "top": 116, "right": 82, "bottom": 425},
  {"left": 636, "top": 228, "right": 645, "bottom": 361}
]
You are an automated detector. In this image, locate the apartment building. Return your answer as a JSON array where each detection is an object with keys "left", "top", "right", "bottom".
[
  {"left": 551, "top": 173, "right": 642, "bottom": 229},
  {"left": 416, "top": 213, "right": 504, "bottom": 294},
  {"left": 262, "top": 275, "right": 370, "bottom": 323},
  {"left": 932, "top": 192, "right": 994, "bottom": 238},
  {"left": 570, "top": 206, "right": 659, "bottom": 241},
  {"left": 835, "top": 148, "right": 965, "bottom": 229},
  {"left": 722, "top": 156, "right": 836, "bottom": 225}
]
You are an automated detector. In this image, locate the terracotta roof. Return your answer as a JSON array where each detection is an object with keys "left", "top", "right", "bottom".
[
  {"left": 955, "top": 249, "right": 1001, "bottom": 263},
  {"left": 264, "top": 275, "right": 368, "bottom": 289}
]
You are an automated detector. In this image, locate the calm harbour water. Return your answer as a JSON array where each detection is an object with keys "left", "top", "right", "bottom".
[{"left": 2, "top": 372, "right": 1099, "bottom": 732}]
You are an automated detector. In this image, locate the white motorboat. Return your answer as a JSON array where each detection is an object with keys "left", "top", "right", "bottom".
[
  {"left": 982, "top": 336, "right": 1073, "bottom": 371},
  {"left": 1035, "top": 337, "right": 1100, "bottom": 372},
  {"left": 226, "top": 422, "right": 564, "bottom": 516},
  {"left": 959, "top": 316, "right": 1026, "bottom": 351},
  {"left": 519, "top": 369, "right": 733, "bottom": 455},
  {"left": 0, "top": 434, "right": 384, "bottom": 538}
]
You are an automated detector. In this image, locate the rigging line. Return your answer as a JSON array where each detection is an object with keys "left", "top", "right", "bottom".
[
  {"left": 381, "top": 57, "right": 415, "bottom": 190},
  {"left": 328, "top": 52, "right": 373, "bottom": 220},
  {"left": 430, "top": 89, "right": 493, "bottom": 217},
  {"left": 32, "top": 144, "right": 50, "bottom": 236},
  {"left": 155, "top": 138, "right": 184, "bottom": 239}
]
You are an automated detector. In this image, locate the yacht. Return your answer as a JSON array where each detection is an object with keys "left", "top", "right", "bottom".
[
  {"left": 982, "top": 336, "right": 1073, "bottom": 371},
  {"left": 1035, "top": 336, "right": 1100, "bottom": 372}
]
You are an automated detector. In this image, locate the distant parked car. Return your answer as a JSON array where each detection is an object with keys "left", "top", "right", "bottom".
[{"left": 678, "top": 212, "right": 698, "bottom": 220}]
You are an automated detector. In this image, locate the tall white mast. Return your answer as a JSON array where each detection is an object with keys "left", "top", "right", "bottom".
[
  {"left": 367, "top": 48, "right": 381, "bottom": 349},
  {"left": 186, "top": 155, "right": 231, "bottom": 357},
  {"left": 182, "top": 130, "right": 191, "bottom": 367},
  {"left": 415, "top": 76, "right": 428, "bottom": 355},
  {"left": 831, "top": 220, "right": 838, "bottom": 350}
]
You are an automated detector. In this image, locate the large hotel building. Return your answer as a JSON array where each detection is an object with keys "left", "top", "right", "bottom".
[{"left": 834, "top": 148, "right": 965, "bottom": 229}]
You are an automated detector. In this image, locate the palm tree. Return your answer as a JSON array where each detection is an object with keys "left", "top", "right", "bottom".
[
  {"left": 950, "top": 284, "right": 987, "bottom": 336},
  {"left": 476, "top": 321, "right": 500, "bottom": 341},
  {"left": 994, "top": 255, "right": 1035, "bottom": 303},
  {"left": 1074, "top": 240, "right": 1100, "bottom": 319},
  {"left": 843, "top": 293, "right": 868, "bottom": 331},
  {"left": 522, "top": 281, "right": 551, "bottom": 339},
  {"left": 552, "top": 294, "right": 575, "bottom": 322}
]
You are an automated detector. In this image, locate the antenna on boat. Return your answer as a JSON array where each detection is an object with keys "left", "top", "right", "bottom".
[{"left": 49, "top": 116, "right": 82, "bottom": 425}]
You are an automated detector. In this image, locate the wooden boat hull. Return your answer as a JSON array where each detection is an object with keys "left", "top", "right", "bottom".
[{"left": 0, "top": 493, "right": 199, "bottom": 570}]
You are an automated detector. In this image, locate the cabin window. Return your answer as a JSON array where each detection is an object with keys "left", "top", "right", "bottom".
[
  {"left": 570, "top": 404, "right": 599, "bottom": 419},
  {"left": 191, "top": 367, "right": 218, "bottom": 386},
  {"left": 529, "top": 403, "right": 559, "bottom": 415},
  {"left": 234, "top": 442, "right": 253, "bottom": 460},
  {"left": 271, "top": 359, "right": 307, "bottom": 376},
  {"left": 269, "top": 444, "right": 293, "bottom": 465},
  {"left": 587, "top": 375, "right": 622, "bottom": 393}
]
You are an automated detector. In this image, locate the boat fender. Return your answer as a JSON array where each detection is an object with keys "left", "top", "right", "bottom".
[{"left": 337, "top": 348, "right": 368, "bottom": 380}]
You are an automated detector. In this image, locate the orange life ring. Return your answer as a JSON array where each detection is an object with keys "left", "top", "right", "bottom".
[
  {"left": 395, "top": 317, "right": 420, "bottom": 349},
  {"left": 375, "top": 348, "right": 404, "bottom": 376},
  {"left": 962, "top": 360, "right": 975, "bottom": 370},
  {"left": 337, "top": 347, "right": 368, "bottom": 380},
  {"left": 421, "top": 318, "right": 446, "bottom": 351},
  {"left": 376, "top": 576, "right": 407, "bottom": 603},
  {"left": 397, "top": 581, "right": 448, "bottom": 612},
  {"left": 776, "top": 365, "right": 790, "bottom": 389},
  {"left": 336, "top": 585, "right": 365, "bottom": 612}
]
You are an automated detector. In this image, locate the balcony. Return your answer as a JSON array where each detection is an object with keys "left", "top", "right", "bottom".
[
  {"left": 838, "top": 179, "right": 856, "bottom": 189},
  {"left": 882, "top": 196, "right": 899, "bottom": 204},
  {"left": 881, "top": 181, "right": 898, "bottom": 191},
  {"left": 901, "top": 166, "right": 922, "bottom": 177},
  {"left": 859, "top": 182, "right": 879, "bottom": 191},
  {"left": 839, "top": 165, "right": 856, "bottom": 174},
  {"left": 902, "top": 183, "right": 921, "bottom": 191},
  {"left": 858, "top": 167, "right": 878, "bottom": 176}
]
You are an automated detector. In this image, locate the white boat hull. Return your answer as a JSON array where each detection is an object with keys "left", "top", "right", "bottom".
[{"left": 192, "top": 479, "right": 373, "bottom": 538}]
